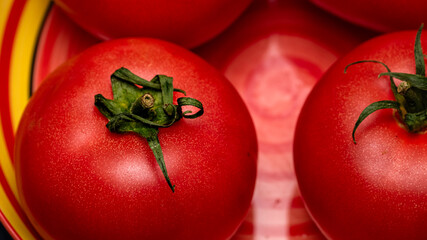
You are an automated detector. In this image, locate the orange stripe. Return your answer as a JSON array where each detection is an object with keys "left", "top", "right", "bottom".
[
  {"left": 0, "top": 0, "right": 50, "bottom": 239},
  {"left": 0, "top": 0, "right": 29, "bottom": 238},
  {"left": 10, "top": 0, "right": 51, "bottom": 133}
]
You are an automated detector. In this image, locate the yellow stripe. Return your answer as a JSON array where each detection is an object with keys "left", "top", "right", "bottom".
[
  {"left": 2, "top": 0, "right": 50, "bottom": 239},
  {"left": 10, "top": 0, "right": 50, "bottom": 133},
  {"left": 0, "top": 184, "right": 36, "bottom": 240},
  {"left": 0, "top": 0, "right": 13, "bottom": 53},
  {"left": 0, "top": 124, "right": 17, "bottom": 199},
  {"left": 7, "top": 0, "right": 51, "bottom": 203},
  {"left": 0, "top": 124, "right": 19, "bottom": 235},
  {"left": 0, "top": 0, "right": 23, "bottom": 238},
  {"left": 0, "top": 0, "right": 17, "bottom": 195}
]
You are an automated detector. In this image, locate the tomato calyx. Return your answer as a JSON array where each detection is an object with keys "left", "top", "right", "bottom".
[
  {"left": 346, "top": 24, "right": 427, "bottom": 144},
  {"left": 94, "top": 67, "right": 204, "bottom": 192}
]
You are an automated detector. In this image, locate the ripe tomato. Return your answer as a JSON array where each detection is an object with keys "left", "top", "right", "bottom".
[
  {"left": 52, "top": 0, "right": 252, "bottom": 48},
  {"left": 310, "top": 0, "right": 427, "bottom": 32},
  {"left": 294, "top": 28, "right": 427, "bottom": 239},
  {"left": 194, "top": 0, "right": 375, "bottom": 238},
  {"left": 15, "top": 38, "right": 257, "bottom": 240}
]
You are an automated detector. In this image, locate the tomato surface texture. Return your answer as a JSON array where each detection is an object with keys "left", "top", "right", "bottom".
[
  {"left": 194, "top": 0, "right": 375, "bottom": 238},
  {"left": 294, "top": 30, "right": 427, "bottom": 239},
  {"left": 310, "top": 0, "right": 427, "bottom": 32},
  {"left": 15, "top": 38, "right": 257, "bottom": 240},
  {"left": 52, "top": 0, "right": 252, "bottom": 48}
]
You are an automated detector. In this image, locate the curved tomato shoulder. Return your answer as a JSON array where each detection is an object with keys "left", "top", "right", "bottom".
[
  {"left": 294, "top": 30, "right": 427, "bottom": 239},
  {"left": 311, "top": 0, "right": 427, "bottom": 32},
  {"left": 52, "top": 0, "right": 252, "bottom": 48},
  {"left": 194, "top": 0, "right": 376, "bottom": 238},
  {"left": 15, "top": 38, "right": 257, "bottom": 240}
]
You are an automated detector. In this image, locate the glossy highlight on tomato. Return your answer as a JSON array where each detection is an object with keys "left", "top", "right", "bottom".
[
  {"left": 294, "top": 29, "right": 427, "bottom": 239},
  {"left": 15, "top": 38, "right": 257, "bottom": 240}
]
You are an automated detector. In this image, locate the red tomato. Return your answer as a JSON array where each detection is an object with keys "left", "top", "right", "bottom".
[
  {"left": 294, "top": 28, "right": 427, "bottom": 239},
  {"left": 194, "top": 0, "right": 375, "bottom": 238},
  {"left": 310, "top": 0, "right": 427, "bottom": 32},
  {"left": 15, "top": 38, "right": 257, "bottom": 240},
  {"left": 52, "top": 0, "right": 252, "bottom": 48},
  {"left": 195, "top": 0, "right": 375, "bottom": 153}
]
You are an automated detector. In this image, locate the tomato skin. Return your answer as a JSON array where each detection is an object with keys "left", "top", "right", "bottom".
[
  {"left": 195, "top": 0, "right": 377, "bottom": 67},
  {"left": 195, "top": 0, "right": 376, "bottom": 153},
  {"left": 52, "top": 0, "right": 252, "bottom": 48},
  {"left": 310, "top": 0, "right": 427, "bottom": 32},
  {"left": 15, "top": 38, "right": 257, "bottom": 240},
  {"left": 194, "top": 1, "right": 376, "bottom": 238},
  {"left": 294, "top": 30, "right": 427, "bottom": 239}
]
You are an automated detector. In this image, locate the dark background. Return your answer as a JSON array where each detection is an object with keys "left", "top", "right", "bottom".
[{"left": 0, "top": 223, "right": 12, "bottom": 240}]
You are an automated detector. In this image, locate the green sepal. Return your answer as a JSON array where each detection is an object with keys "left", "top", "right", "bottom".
[
  {"left": 159, "top": 75, "right": 176, "bottom": 116},
  {"left": 404, "top": 109, "right": 427, "bottom": 132},
  {"left": 113, "top": 67, "right": 186, "bottom": 95},
  {"left": 346, "top": 24, "right": 427, "bottom": 143},
  {"left": 94, "top": 67, "right": 204, "bottom": 192},
  {"left": 345, "top": 60, "right": 399, "bottom": 97},
  {"left": 352, "top": 100, "right": 400, "bottom": 144},
  {"left": 145, "top": 135, "right": 175, "bottom": 192},
  {"left": 415, "top": 23, "right": 425, "bottom": 76},
  {"left": 177, "top": 97, "right": 204, "bottom": 119},
  {"left": 378, "top": 72, "right": 427, "bottom": 90}
]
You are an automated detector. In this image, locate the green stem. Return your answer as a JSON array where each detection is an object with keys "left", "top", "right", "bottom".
[
  {"left": 346, "top": 24, "right": 427, "bottom": 143},
  {"left": 146, "top": 135, "right": 175, "bottom": 192},
  {"left": 95, "top": 68, "right": 203, "bottom": 192}
]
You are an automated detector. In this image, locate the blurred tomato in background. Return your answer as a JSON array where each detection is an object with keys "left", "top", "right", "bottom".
[
  {"left": 52, "top": 0, "right": 252, "bottom": 48},
  {"left": 195, "top": 0, "right": 376, "bottom": 238},
  {"left": 311, "top": 0, "right": 427, "bottom": 32},
  {"left": 2, "top": 0, "right": 409, "bottom": 239}
]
